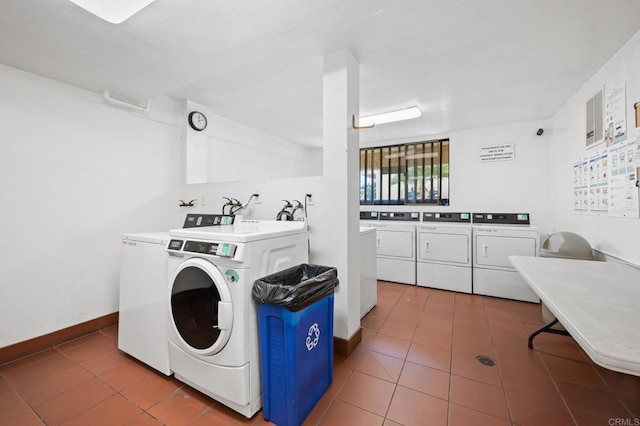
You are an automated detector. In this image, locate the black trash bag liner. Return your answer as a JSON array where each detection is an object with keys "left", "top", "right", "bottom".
[{"left": 252, "top": 264, "right": 339, "bottom": 312}]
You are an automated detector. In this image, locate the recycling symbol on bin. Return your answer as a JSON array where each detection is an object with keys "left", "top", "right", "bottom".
[{"left": 305, "top": 323, "right": 320, "bottom": 351}]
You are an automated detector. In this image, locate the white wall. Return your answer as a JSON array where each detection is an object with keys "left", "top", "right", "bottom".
[
  {"left": 178, "top": 177, "right": 355, "bottom": 327},
  {"left": 322, "top": 49, "right": 361, "bottom": 341},
  {"left": 5, "top": 26, "right": 637, "bottom": 348},
  {"left": 184, "top": 102, "right": 322, "bottom": 184},
  {"left": 548, "top": 30, "right": 640, "bottom": 265},
  {"left": 0, "top": 65, "right": 182, "bottom": 347},
  {"left": 360, "top": 120, "right": 553, "bottom": 236},
  {"left": 180, "top": 120, "right": 553, "bottom": 341},
  {"left": 179, "top": 50, "right": 363, "bottom": 341}
]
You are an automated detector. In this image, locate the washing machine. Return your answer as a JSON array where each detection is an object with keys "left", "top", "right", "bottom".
[
  {"left": 416, "top": 212, "right": 472, "bottom": 293},
  {"left": 472, "top": 213, "right": 540, "bottom": 303},
  {"left": 374, "top": 211, "right": 419, "bottom": 285},
  {"left": 118, "top": 214, "right": 234, "bottom": 376},
  {"left": 166, "top": 220, "right": 308, "bottom": 418}
]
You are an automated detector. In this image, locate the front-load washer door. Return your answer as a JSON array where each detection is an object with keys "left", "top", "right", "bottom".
[{"left": 170, "top": 258, "right": 233, "bottom": 356}]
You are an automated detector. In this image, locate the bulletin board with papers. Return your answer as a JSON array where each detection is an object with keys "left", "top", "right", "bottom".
[{"left": 575, "top": 86, "right": 640, "bottom": 218}]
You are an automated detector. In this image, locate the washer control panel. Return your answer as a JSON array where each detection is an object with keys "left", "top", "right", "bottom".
[
  {"left": 472, "top": 213, "right": 530, "bottom": 225},
  {"left": 379, "top": 211, "right": 420, "bottom": 221},
  {"left": 422, "top": 212, "right": 471, "bottom": 223},
  {"left": 360, "top": 211, "right": 379, "bottom": 220},
  {"left": 167, "top": 239, "right": 237, "bottom": 258},
  {"left": 183, "top": 214, "right": 234, "bottom": 228}
]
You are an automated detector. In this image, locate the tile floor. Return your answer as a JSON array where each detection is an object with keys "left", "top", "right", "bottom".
[{"left": 1, "top": 281, "right": 639, "bottom": 425}]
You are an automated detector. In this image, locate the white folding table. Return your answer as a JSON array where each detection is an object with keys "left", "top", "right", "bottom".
[{"left": 510, "top": 255, "right": 640, "bottom": 377}]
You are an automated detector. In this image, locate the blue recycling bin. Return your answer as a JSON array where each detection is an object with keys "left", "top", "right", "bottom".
[{"left": 252, "top": 264, "right": 338, "bottom": 426}]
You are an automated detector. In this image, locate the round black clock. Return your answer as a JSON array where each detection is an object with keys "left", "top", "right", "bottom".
[{"left": 188, "top": 111, "right": 207, "bottom": 131}]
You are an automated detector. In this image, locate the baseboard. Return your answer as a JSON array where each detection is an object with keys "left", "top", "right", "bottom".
[
  {"left": 334, "top": 327, "right": 362, "bottom": 357},
  {"left": 0, "top": 312, "right": 119, "bottom": 366},
  {"left": 3, "top": 311, "right": 362, "bottom": 364}
]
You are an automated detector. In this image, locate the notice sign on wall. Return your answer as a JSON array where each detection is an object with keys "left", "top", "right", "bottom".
[{"left": 479, "top": 144, "right": 515, "bottom": 163}]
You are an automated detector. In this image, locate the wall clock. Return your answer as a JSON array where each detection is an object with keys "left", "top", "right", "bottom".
[{"left": 188, "top": 111, "right": 207, "bottom": 131}]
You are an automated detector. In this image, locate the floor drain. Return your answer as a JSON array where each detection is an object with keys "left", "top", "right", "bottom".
[{"left": 475, "top": 355, "right": 496, "bottom": 367}]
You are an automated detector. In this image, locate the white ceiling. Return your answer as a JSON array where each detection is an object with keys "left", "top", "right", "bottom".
[{"left": 2, "top": 0, "right": 640, "bottom": 146}]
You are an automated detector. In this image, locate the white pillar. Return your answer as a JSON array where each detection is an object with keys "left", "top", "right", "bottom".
[{"left": 321, "top": 49, "right": 361, "bottom": 341}]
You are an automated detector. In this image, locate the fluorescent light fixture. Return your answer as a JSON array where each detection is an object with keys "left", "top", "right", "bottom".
[
  {"left": 68, "top": 0, "right": 157, "bottom": 24},
  {"left": 359, "top": 106, "right": 421, "bottom": 127}
]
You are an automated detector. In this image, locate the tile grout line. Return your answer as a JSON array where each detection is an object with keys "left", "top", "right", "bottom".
[
  {"left": 4, "top": 283, "right": 638, "bottom": 425},
  {"left": 13, "top": 332, "right": 158, "bottom": 425},
  {"left": 444, "top": 290, "right": 456, "bottom": 426},
  {"left": 480, "top": 296, "right": 517, "bottom": 425}
]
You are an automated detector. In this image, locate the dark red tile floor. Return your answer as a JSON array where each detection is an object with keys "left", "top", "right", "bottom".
[{"left": 1, "top": 281, "right": 638, "bottom": 425}]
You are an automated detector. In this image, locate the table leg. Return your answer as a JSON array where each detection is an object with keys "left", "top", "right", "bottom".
[{"left": 527, "top": 318, "right": 570, "bottom": 349}]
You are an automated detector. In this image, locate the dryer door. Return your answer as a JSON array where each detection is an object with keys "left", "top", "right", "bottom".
[
  {"left": 170, "top": 258, "right": 233, "bottom": 356},
  {"left": 376, "top": 229, "right": 415, "bottom": 260},
  {"left": 418, "top": 231, "right": 470, "bottom": 264},
  {"left": 475, "top": 235, "right": 537, "bottom": 269}
]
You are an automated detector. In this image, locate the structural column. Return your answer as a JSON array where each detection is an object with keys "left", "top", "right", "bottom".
[{"left": 321, "top": 49, "right": 361, "bottom": 344}]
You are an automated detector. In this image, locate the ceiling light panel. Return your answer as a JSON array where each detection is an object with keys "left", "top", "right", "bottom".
[
  {"left": 359, "top": 106, "right": 421, "bottom": 127},
  {"left": 68, "top": 0, "right": 156, "bottom": 24}
]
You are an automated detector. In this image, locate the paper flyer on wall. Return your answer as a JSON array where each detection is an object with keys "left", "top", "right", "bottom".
[
  {"left": 608, "top": 140, "right": 638, "bottom": 218},
  {"left": 573, "top": 120, "right": 640, "bottom": 218},
  {"left": 588, "top": 150, "right": 609, "bottom": 215},
  {"left": 634, "top": 128, "right": 640, "bottom": 218},
  {"left": 573, "top": 158, "right": 589, "bottom": 214},
  {"left": 605, "top": 84, "right": 627, "bottom": 146},
  {"left": 634, "top": 127, "right": 640, "bottom": 163}
]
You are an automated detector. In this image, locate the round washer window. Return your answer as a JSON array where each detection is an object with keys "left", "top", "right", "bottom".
[{"left": 171, "top": 265, "right": 227, "bottom": 350}]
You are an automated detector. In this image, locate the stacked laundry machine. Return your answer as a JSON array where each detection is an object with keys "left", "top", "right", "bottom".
[
  {"left": 416, "top": 212, "right": 472, "bottom": 293},
  {"left": 119, "top": 216, "right": 309, "bottom": 418},
  {"left": 361, "top": 210, "right": 540, "bottom": 303},
  {"left": 165, "top": 220, "right": 308, "bottom": 417},
  {"left": 360, "top": 211, "right": 419, "bottom": 285},
  {"left": 472, "top": 213, "right": 540, "bottom": 303},
  {"left": 118, "top": 214, "right": 235, "bottom": 376}
]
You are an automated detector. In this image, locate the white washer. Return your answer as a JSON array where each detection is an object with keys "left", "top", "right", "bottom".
[
  {"left": 166, "top": 220, "right": 308, "bottom": 418},
  {"left": 119, "top": 232, "right": 171, "bottom": 375},
  {"left": 417, "top": 212, "right": 472, "bottom": 293},
  {"left": 374, "top": 211, "right": 419, "bottom": 285},
  {"left": 472, "top": 213, "right": 540, "bottom": 303},
  {"left": 118, "top": 214, "right": 235, "bottom": 376}
]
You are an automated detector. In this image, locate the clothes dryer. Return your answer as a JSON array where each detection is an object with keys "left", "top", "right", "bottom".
[
  {"left": 416, "top": 212, "right": 472, "bottom": 293},
  {"left": 118, "top": 214, "right": 234, "bottom": 376},
  {"left": 359, "top": 211, "right": 378, "bottom": 316},
  {"left": 374, "top": 211, "right": 419, "bottom": 285},
  {"left": 119, "top": 232, "right": 171, "bottom": 375},
  {"left": 359, "top": 226, "right": 377, "bottom": 317},
  {"left": 359, "top": 210, "right": 379, "bottom": 227},
  {"left": 472, "top": 213, "right": 540, "bottom": 303},
  {"left": 166, "top": 220, "right": 308, "bottom": 418}
]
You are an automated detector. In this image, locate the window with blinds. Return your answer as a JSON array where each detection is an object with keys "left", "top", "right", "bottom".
[{"left": 359, "top": 139, "right": 449, "bottom": 205}]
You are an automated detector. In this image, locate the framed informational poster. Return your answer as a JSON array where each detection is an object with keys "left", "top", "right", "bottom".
[{"left": 586, "top": 88, "right": 604, "bottom": 149}]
